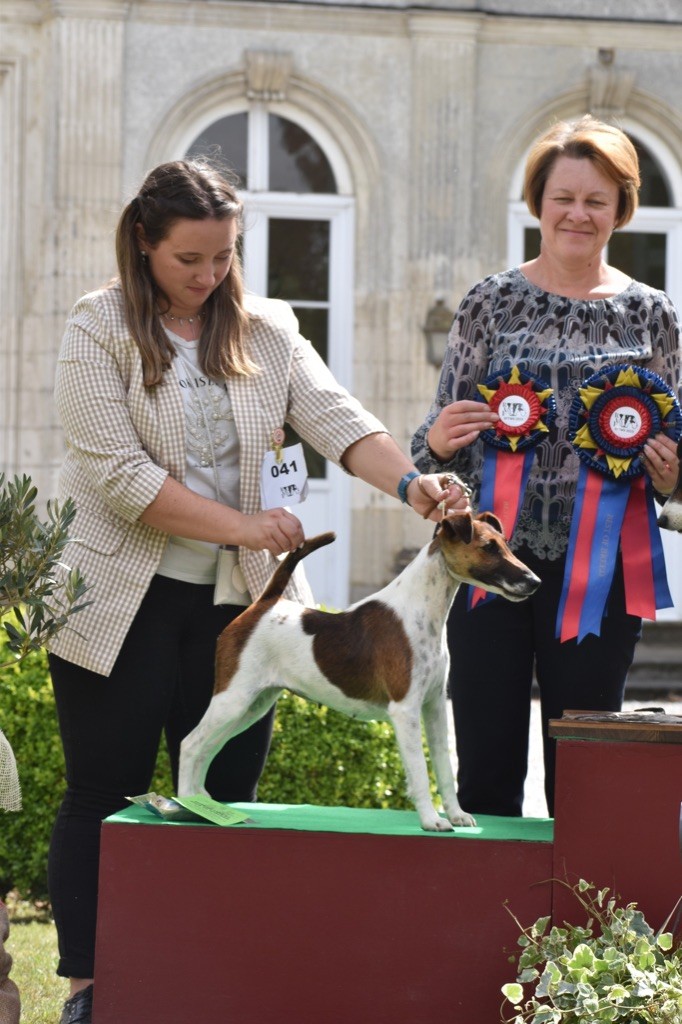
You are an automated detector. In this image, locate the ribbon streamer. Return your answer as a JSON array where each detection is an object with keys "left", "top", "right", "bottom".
[
  {"left": 467, "top": 366, "right": 555, "bottom": 610},
  {"left": 468, "top": 448, "right": 535, "bottom": 608},
  {"left": 556, "top": 364, "right": 680, "bottom": 643},
  {"left": 621, "top": 475, "right": 672, "bottom": 617},
  {"left": 557, "top": 468, "right": 629, "bottom": 642}
]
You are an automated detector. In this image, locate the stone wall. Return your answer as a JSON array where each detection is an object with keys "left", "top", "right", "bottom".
[{"left": 2, "top": 0, "right": 681, "bottom": 601}]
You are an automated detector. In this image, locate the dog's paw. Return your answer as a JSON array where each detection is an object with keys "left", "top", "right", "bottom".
[
  {"left": 420, "top": 814, "right": 455, "bottom": 832},
  {"left": 448, "top": 810, "right": 476, "bottom": 828}
]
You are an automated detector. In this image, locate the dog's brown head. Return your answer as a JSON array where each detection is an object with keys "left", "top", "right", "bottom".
[
  {"left": 431, "top": 510, "right": 541, "bottom": 601},
  {"left": 657, "top": 437, "right": 682, "bottom": 533}
]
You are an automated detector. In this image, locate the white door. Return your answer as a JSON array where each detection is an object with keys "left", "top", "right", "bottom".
[
  {"left": 242, "top": 195, "right": 355, "bottom": 609},
  {"left": 186, "top": 107, "right": 357, "bottom": 609}
]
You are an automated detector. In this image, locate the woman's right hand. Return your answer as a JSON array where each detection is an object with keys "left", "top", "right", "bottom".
[
  {"left": 427, "top": 400, "right": 498, "bottom": 460},
  {"left": 238, "top": 508, "right": 305, "bottom": 556}
]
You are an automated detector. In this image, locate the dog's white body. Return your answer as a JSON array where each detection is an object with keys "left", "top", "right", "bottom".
[
  {"left": 179, "top": 512, "right": 540, "bottom": 831},
  {"left": 659, "top": 491, "right": 682, "bottom": 531},
  {"left": 657, "top": 438, "right": 682, "bottom": 532}
]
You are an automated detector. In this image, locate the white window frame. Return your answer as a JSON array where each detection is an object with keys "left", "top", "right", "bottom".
[
  {"left": 178, "top": 101, "right": 358, "bottom": 608},
  {"left": 241, "top": 193, "right": 355, "bottom": 609},
  {"left": 241, "top": 193, "right": 355, "bottom": 386},
  {"left": 239, "top": 107, "right": 355, "bottom": 608},
  {"left": 246, "top": 102, "right": 353, "bottom": 195}
]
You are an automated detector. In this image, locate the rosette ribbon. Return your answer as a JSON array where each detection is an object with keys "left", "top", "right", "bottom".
[
  {"left": 556, "top": 364, "right": 681, "bottom": 643},
  {"left": 468, "top": 365, "right": 555, "bottom": 608}
]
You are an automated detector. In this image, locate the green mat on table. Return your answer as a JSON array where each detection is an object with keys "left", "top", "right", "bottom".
[{"left": 106, "top": 802, "right": 553, "bottom": 842}]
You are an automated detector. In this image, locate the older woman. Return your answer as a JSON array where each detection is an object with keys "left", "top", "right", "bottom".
[{"left": 412, "top": 115, "right": 681, "bottom": 821}]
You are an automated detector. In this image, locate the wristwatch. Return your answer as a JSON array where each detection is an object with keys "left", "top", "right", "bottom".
[{"left": 397, "top": 470, "right": 420, "bottom": 504}]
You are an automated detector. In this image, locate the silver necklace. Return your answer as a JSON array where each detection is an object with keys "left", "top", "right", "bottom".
[
  {"left": 174, "top": 350, "right": 226, "bottom": 497},
  {"left": 161, "top": 311, "right": 205, "bottom": 326}
]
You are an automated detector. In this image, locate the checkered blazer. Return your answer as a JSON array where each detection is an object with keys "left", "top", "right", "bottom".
[{"left": 49, "top": 284, "right": 386, "bottom": 676}]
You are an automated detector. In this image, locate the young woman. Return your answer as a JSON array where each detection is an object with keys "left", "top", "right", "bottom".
[{"left": 49, "top": 159, "right": 468, "bottom": 1024}]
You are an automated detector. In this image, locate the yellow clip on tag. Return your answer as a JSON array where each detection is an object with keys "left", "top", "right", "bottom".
[{"left": 271, "top": 427, "right": 285, "bottom": 463}]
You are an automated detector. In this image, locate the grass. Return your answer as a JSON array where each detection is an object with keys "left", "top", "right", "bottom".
[{"left": 4, "top": 893, "right": 66, "bottom": 1024}]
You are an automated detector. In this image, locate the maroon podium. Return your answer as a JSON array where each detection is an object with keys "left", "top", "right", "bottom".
[
  {"left": 92, "top": 806, "right": 552, "bottom": 1024},
  {"left": 550, "top": 710, "right": 682, "bottom": 930},
  {"left": 92, "top": 711, "right": 681, "bottom": 1023}
]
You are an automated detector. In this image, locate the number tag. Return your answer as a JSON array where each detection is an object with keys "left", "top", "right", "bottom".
[{"left": 260, "top": 443, "right": 309, "bottom": 509}]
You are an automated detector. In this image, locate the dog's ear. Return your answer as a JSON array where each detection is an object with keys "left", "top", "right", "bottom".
[
  {"left": 476, "top": 510, "right": 505, "bottom": 536},
  {"left": 440, "top": 510, "right": 474, "bottom": 544}
]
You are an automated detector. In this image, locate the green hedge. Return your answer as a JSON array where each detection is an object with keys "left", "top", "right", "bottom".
[
  {"left": 0, "top": 645, "right": 432, "bottom": 897},
  {"left": 0, "top": 647, "right": 64, "bottom": 897}
]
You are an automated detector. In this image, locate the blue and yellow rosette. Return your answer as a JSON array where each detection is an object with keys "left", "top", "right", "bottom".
[
  {"left": 557, "top": 364, "right": 682, "bottom": 643},
  {"left": 468, "top": 365, "right": 555, "bottom": 607}
]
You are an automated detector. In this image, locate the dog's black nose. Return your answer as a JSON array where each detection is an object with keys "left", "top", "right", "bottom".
[{"left": 658, "top": 514, "right": 669, "bottom": 529}]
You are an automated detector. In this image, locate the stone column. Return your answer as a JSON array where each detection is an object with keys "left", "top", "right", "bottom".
[
  {"left": 0, "top": 54, "right": 24, "bottom": 476},
  {"left": 25, "top": 0, "right": 129, "bottom": 495},
  {"left": 408, "top": 14, "right": 482, "bottom": 304}
]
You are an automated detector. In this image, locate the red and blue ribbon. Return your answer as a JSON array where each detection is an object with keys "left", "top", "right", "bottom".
[
  {"left": 556, "top": 364, "right": 681, "bottom": 643},
  {"left": 468, "top": 366, "right": 555, "bottom": 608}
]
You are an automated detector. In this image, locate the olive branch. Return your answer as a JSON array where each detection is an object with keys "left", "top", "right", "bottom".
[{"left": 0, "top": 474, "right": 90, "bottom": 673}]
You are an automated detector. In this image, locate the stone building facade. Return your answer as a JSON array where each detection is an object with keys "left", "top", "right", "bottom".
[{"left": 2, "top": 0, "right": 681, "bottom": 613}]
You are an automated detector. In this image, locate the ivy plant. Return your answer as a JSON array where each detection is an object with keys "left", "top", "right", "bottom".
[
  {"left": 501, "top": 879, "right": 682, "bottom": 1023},
  {"left": 0, "top": 473, "right": 89, "bottom": 671}
]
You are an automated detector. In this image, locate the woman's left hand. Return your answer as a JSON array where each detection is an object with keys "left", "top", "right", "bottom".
[
  {"left": 407, "top": 472, "right": 471, "bottom": 522},
  {"left": 642, "top": 433, "right": 680, "bottom": 495}
]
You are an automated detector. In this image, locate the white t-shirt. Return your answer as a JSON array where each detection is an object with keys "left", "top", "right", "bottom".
[{"left": 156, "top": 329, "right": 241, "bottom": 584}]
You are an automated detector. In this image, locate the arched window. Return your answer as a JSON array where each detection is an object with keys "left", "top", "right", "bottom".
[
  {"left": 637, "top": 141, "right": 672, "bottom": 207},
  {"left": 187, "top": 111, "right": 336, "bottom": 194},
  {"left": 184, "top": 107, "right": 355, "bottom": 608},
  {"left": 607, "top": 140, "right": 671, "bottom": 290}
]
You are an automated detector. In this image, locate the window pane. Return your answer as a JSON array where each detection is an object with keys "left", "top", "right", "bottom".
[
  {"left": 524, "top": 227, "right": 541, "bottom": 262},
  {"left": 185, "top": 114, "right": 248, "bottom": 189},
  {"left": 268, "top": 219, "right": 330, "bottom": 301},
  {"left": 282, "top": 424, "right": 327, "bottom": 480},
  {"left": 293, "top": 307, "right": 329, "bottom": 365},
  {"left": 269, "top": 114, "right": 336, "bottom": 193},
  {"left": 633, "top": 139, "right": 671, "bottom": 208},
  {"left": 608, "top": 232, "right": 667, "bottom": 290},
  {"left": 283, "top": 308, "right": 329, "bottom": 480}
]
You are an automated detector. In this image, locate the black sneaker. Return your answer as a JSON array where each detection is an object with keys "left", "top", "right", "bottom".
[{"left": 59, "top": 984, "right": 93, "bottom": 1024}]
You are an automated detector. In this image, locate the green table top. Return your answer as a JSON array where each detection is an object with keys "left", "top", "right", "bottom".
[{"left": 106, "top": 802, "right": 553, "bottom": 843}]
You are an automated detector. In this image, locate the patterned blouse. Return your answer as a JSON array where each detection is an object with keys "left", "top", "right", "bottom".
[{"left": 411, "top": 268, "right": 682, "bottom": 561}]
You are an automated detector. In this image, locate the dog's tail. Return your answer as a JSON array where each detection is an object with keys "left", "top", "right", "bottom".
[{"left": 260, "top": 532, "right": 336, "bottom": 601}]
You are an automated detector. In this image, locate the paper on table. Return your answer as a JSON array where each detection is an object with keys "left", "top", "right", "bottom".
[
  {"left": 173, "top": 795, "right": 253, "bottom": 826},
  {"left": 126, "top": 792, "right": 252, "bottom": 826}
]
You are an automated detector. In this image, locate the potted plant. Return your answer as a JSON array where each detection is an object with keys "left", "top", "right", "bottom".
[{"left": 501, "top": 878, "right": 682, "bottom": 1023}]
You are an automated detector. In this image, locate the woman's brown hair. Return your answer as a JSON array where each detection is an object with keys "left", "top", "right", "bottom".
[
  {"left": 115, "top": 159, "right": 257, "bottom": 387},
  {"left": 523, "top": 115, "right": 641, "bottom": 229}
]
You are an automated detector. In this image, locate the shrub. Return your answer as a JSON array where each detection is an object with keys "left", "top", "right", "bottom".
[
  {"left": 1, "top": 645, "right": 429, "bottom": 896},
  {"left": 0, "top": 646, "right": 64, "bottom": 896},
  {"left": 259, "top": 690, "right": 417, "bottom": 810},
  {"left": 501, "top": 879, "right": 682, "bottom": 1023}
]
